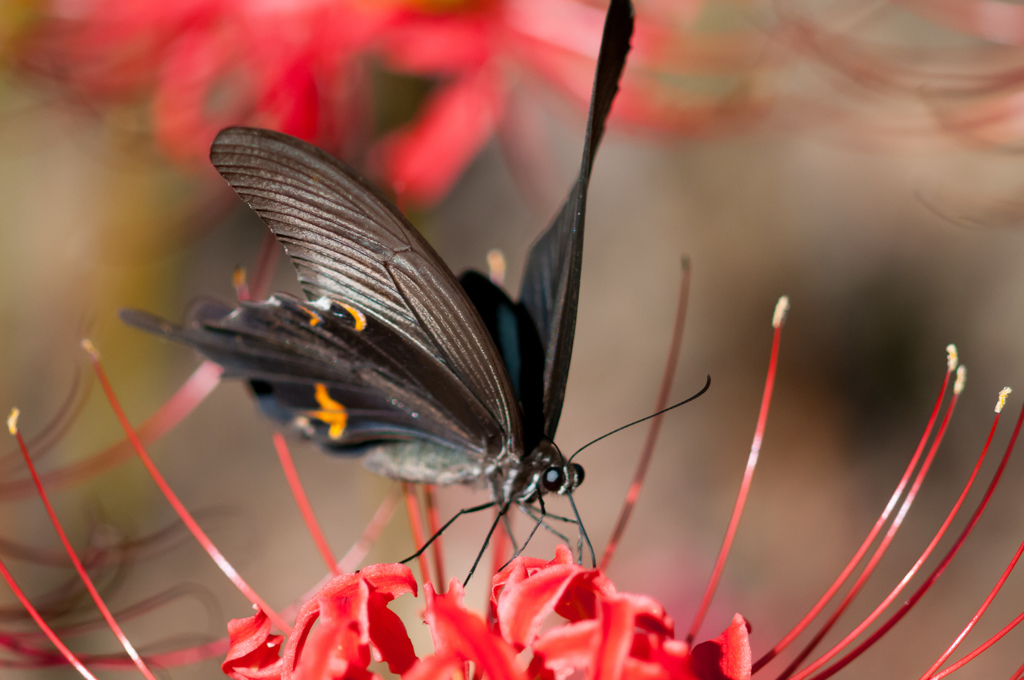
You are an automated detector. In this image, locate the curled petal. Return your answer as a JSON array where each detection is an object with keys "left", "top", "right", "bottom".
[
  {"left": 282, "top": 565, "right": 416, "bottom": 675},
  {"left": 366, "top": 591, "right": 416, "bottom": 674},
  {"left": 491, "top": 546, "right": 572, "bottom": 615},
  {"left": 497, "top": 562, "right": 588, "bottom": 648},
  {"left": 316, "top": 563, "right": 417, "bottom": 603},
  {"left": 529, "top": 598, "right": 681, "bottom": 679},
  {"left": 284, "top": 578, "right": 372, "bottom": 675},
  {"left": 689, "top": 614, "right": 752, "bottom": 680},
  {"left": 553, "top": 571, "right": 619, "bottom": 623},
  {"left": 530, "top": 619, "right": 600, "bottom": 675},
  {"left": 614, "top": 591, "right": 675, "bottom": 637},
  {"left": 423, "top": 580, "right": 466, "bottom": 654},
  {"left": 221, "top": 608, "right": 285, "bottom": 680},
  {"left": 294, "top": 593, "right": 370, "bottom": 680},
  {"left": 424, "top": 583, "right": 525, "bottom": 680}
]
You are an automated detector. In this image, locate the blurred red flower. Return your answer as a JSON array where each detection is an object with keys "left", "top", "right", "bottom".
[
  {"left": 11, "top": 0, "right": 556, "bottom": 204},
  {"left": 10, "top": 0, "right": 752, "bottom": 205}
]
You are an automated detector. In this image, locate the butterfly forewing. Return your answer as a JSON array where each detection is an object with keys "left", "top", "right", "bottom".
[
  {"left": 210, "top": 128, "right": 523, "bottom": 457},
  {"left": 518, "top": 0, "right": 634, "bottom": 439}
]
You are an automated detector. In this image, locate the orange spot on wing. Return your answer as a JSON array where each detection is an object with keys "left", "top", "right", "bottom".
[
  {"left": 302, "top": 307, "right": 323, "bottom": 326},
  {"left": 338, "top": 302, "right": 367, "bottom": 331},
  {"left": 313, "top": 383, "right": 347, "bottom": 439}
]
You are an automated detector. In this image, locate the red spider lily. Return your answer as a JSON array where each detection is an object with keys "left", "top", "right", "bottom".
[
  {"left": 221, "top": 564, "right": 418, "bottom": 680},
  {"left": 9, "top": 0, "right": 768, "bottom": 205},
  {"left": 5, "top": 288, "right": 1024, "bottom": 679},
  {"left": 219, "top": 546, "right": 751, "bottom": 680}
]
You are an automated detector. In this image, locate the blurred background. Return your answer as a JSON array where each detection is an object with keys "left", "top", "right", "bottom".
[{"left": 3, "top": 0, "right": 1024, "bottom": 677}]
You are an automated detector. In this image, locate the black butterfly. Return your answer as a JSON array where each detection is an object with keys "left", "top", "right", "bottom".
[{"left": 122, "top": 0, "right": 633, "bottom": 569}]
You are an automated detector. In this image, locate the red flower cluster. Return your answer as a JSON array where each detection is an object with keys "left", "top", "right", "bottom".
[
  {"left": 222, "top": 545, "right": 751, "bottom": 680},
  {"left": 11, "top": 0, "right": 602, "bottom": 204}
]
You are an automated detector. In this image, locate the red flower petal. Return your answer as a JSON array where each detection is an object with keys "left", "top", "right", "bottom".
[
  {"left": 293, "top": 591, "right": 370, "bottom": 680},
  {"left": 281, "top": 565, "right": 417, "bottom": 676},
  {"left": 632, "top": 635, "right": 698, "bottom": 679},
  {"left": 530, "top": 596, "right": 681, "bottom": 679},
  {"left": 614, "top": 591, "right": 675, "bottom": 637},
  {"left": 366, "top": 591, "right": 416, "bottom": 674},
  {"left": 490, "top": 545, "right": 572, "bottom": 618},
  {"left": 593, "top": 598, "right": 636, "bottom": 680},
  {"left": 423, "top": 580, "right": 466, "bottom": 654},
  {"left": 286, "top": 577, "right": 372, "bottom": 677},
  {"left": 221, "top": 608, "right": 285, "bottom": 680},
  {"left": 400, "top": 652, "right": 465, "bottom": 680},
  {"left": 529, "top": 619, "right": 600, "bottom": 675},
  {"left": 689, "top": 614, "right": 752, "bottom": 680},
  {"left": 374, "top": 70, "right": 504, "bottom": 205},
  {"left": 314, "top": 563, "right": 418, "bottom": 603},
  {"left": 497, "top": 561, "right": 587, "bottom": 648},
  {"left": 423, "top": 582, "right": 526, "bottom": 680},
  {"left": 378, "top": 13, "right": 491, "bottom": 74},
  {"left": 553, "top": 571, "right": 618, "bottom": 624}
]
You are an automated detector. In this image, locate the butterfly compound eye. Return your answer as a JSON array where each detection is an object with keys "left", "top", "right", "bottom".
[
  {"left": 542, "top": 466, "right": 565, "bottom": 493},
  {"left": 571, "top": 463, "right": 585, "bottom": 488}
]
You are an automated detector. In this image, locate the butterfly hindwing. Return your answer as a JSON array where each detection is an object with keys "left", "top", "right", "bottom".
[{"left": 121, "top": 293, "right": 496, "bottom": 482}]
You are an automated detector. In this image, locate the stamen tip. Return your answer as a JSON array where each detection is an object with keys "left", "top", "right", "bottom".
[
  {"left": 772, "top": 296, "right": 790, "bottom": 328},
  {"left": 486, "top": 249, "right": 506, "bottom": 286},
  {"left": 954, "top": 365, "right": 966, "bottom": 395},
  {"left": 946, "top": 344, "right": 958, "bottom": 371},
  {"left": 232, "top": 266, "right": 247, "bottom": 290},
  {"left": 7, "top": 408, "right": 19, "bottom": 435},
  {"left": 996, "top": 387, "right": 1011, "bottom": 413},
  {"left": 81, "top": 338, "right": 100, "bottom": 360}
]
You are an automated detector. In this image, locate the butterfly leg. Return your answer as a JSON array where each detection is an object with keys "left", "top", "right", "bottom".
[
  {"left": 400, "top": 500, "right": 496, "bottom": 567},
  {"left": 515, "top": 498, "right": 592, "bottom": 566},
  {"left": 517, "top": 506, "right": 578, "bottom": 526},
  {"left": 494, "top": 497, "right": 554, "bottom": 572},
  {"left": 566, "top": 491, "right": 595, "bottom": 567},
  {"left": 464, "top": 500, "right": 513, "bottom": 585},
  {"left": 502, "top": 512, "right": 520, "bottom": 555}
]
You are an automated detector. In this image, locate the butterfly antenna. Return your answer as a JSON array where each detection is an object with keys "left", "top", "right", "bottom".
[{"left": 568, "top": 375, "right": 711, "bottom": 464}]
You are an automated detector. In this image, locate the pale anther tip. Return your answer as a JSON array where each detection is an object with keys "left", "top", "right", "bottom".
[
  {"left": 954, "top": 365, "right": 966, "bottom": 395},
  {"left": 996, "top": 387, "right": 1012, "bottom": 413},
  {"left": 772, "top": 296, "right": 790, "bottom": 328},
  {"left": 486, "top": 249, "right": 506, "bottom": 285},
  {"left": 81, "top": 338, "right": 100, "bottom": 359},
  {"left": 946, "top": 344, "right": 958, "bottom": 371},
  {"left": 7, "top": 408, "right": 19, "bottom": 435}
]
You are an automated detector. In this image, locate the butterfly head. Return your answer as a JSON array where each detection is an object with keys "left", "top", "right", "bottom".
[{"left": 517, "top": 440, "right": 585, "bottom": 502}]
